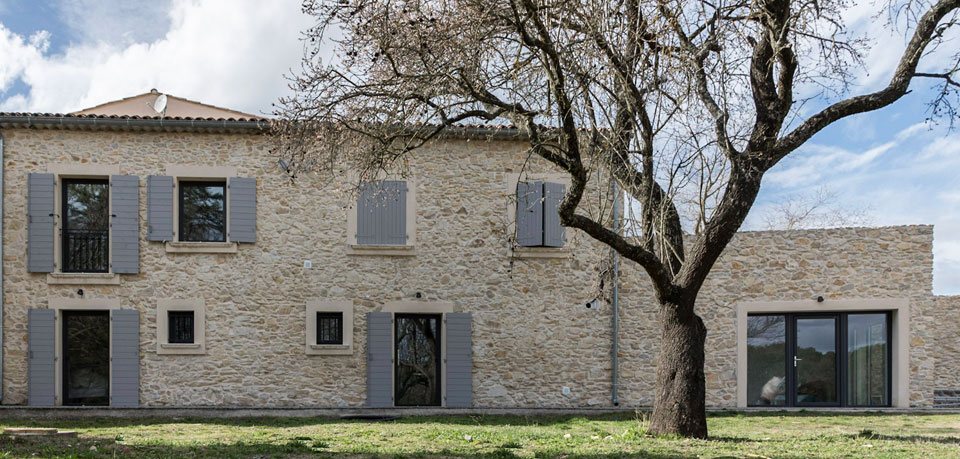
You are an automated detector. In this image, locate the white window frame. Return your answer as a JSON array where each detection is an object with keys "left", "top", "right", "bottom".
[
  {"left": 156, "top": 298, "right": 206, "bottom": 355},
  {"left": 164, "top": 165, "right": 238, "bottom": 253},
  {"left": 306, "top": 300, "right": 354, "bottom": 355},
  {"left": 735, "top": 298, "right": 910, "bottom": 408},
  {"left": 46, "top": 164, "right": 122, "bottom": 285}
]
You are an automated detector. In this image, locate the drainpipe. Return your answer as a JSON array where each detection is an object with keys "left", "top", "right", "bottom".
[
  {"left": 611, "top": 179, "right": 620, "bottom": 407},
  {"left": 0, "top": 133, "right": 5, "bottom": 403}
]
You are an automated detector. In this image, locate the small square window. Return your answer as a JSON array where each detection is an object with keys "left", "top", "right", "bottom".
[
  {"left": 179, "top": 181, "right": 227, "bottom": 242},
  {"left": 168, "top": 311, "right": 195, "bottom": 344},
  {"left": 316, "top": 312, "right": 343, "bottom": 345}
]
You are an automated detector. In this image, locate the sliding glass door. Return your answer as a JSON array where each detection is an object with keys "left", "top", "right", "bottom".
[{"left": 747, "top": 312, "right": 890, "bottom": 407}]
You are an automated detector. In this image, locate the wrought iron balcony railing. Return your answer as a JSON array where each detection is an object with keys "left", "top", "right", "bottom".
[{"left": 62, "top": 229, "right": 109, "bottom": 273}]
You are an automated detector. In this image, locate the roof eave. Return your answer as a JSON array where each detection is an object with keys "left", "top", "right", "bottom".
[
  {"left": 0, "top": 114, "right": 269, "bottom": 134},
  {"left": 0, "top": 114, "right": 531, "bottom": 140}
]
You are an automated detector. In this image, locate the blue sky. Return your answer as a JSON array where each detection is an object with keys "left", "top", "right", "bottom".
[{"left": 1, "top": 1, "right": 958, "bottom": 294}]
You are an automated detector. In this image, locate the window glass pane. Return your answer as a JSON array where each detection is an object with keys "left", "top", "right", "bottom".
[
  {"left": 847, "top": 314, "right": 888, "bottom": 406},
  {"left": 62, "top": 180, "right": 109, "bottom": 273},
  {"left": 747, "top": 315, "right": 786, "bottom": 406},
  {"left": 62, "top": 311, "right": 110, "bottom": 406},
  {"left": 179, "top": 182, "right": 226, "bottom": 242},
  {"left": 317, "top": 312, "right": 343, "bottom": 344},
  {"left": 168, "top": 311, "right": 195, "bottom": 344},
  {"left": 395, "top": 315, "right": 441, "bottom": 406},
  {"left": 796, "top": 317, "right": 838, "bottom": 404}
]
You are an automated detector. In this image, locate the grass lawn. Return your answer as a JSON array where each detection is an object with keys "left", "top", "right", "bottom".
[{"left": 1, "top": 411, "right": 958, "bottom": 458}]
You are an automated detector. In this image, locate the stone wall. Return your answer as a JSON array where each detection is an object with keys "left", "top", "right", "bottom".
[
  {"left": 1, "top": 128, "right": 616, "bottom": 407},
  {"left": 0, "top": 127, "right": 948, "bottom": 408},
  {"left": 933, "top": 295, "right": 960, "bottom": 406},
  {"left": 618, "top": 225, "right": 937, "bottom": 407}
]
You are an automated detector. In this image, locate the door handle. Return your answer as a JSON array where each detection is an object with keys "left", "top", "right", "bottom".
[{"left": 793, "top": 356, "right": 802, "bottom": 367}]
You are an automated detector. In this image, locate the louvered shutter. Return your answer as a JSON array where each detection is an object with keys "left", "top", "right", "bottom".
[
  {"left": 110, "top": 175, "right": 140, "bottom": 273},
  {"left": 228, "top": 177, "right": 257, "bottom": 243},
  {"left": 515, "top": 181, "right": 543, "bottom": 247},
  {"left": 28, "top": 309, "right": 56, "bottom": 406},
  {"left": 110, "top": 309, "right": 140, "bottom": 407},
  {"left": 357, "top": 181, "right": 407, "bottom": 245},
  {"left": 444, "top": 313, "right": 473, "bottom": 407},
  {"left": 543, "top": 182, "right": 566, "bottom": 247},
  {"left": 27, "top": 173, "right": 55, "bottom": 272},
  {"left": 147, "top": 176, "right": 174, "bottom": 241},
  {"left": 366, "top": 312, "right": 393, "bottom": 407}
]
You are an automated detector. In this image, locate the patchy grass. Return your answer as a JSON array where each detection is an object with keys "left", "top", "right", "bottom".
[{"left": 1, "top": 411, "right": 958, "bottom": 458}]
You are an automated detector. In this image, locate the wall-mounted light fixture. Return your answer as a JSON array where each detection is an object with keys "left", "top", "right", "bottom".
[{"left": 76, "top": 289, "right": 84, "bottom": 298}]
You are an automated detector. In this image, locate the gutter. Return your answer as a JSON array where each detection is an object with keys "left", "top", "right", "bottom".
[
  {"left": 0, "top": 133, "right": 4, "bottom": 402},
  {"left": 611, "top": 180, "right": 620, "bottom": 406}
]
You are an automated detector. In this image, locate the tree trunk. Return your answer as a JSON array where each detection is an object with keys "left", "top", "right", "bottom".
[{"left": 648, "top": 301, "right": 708, "bottom": 438}]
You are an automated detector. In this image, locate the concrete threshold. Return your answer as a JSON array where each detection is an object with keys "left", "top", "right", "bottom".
[{"left": 0, "top": 406, "right": 958, "bottom": 419}]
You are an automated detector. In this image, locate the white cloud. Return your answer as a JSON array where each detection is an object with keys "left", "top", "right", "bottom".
[
  {"left": 765, "top": 141, "right": 894, "bottom": 188},
  {"left": 0, "top": 0, "right": 314, "bottom": 115},
  {"left": 57, "top": 0, "right": 172, "bottom": 45}
]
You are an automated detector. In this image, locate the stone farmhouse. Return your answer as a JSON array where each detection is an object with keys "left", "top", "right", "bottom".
[{"left": 0, "top": 91, "right": 957, "bottom": 409}]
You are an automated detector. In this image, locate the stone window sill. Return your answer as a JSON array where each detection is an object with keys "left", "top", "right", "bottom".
[
  {"left": 346, "top": 244, "right": 416, "bottom": 257},
  {"left": 307, "top": 344, "right": 353, "bottom": 356},
  {"left": 158, "top": 342, "right": 205, "bottom": 355},
  {"left": 165, "top": 241, "right": 238, "bottom": 254},
  {"left": 46, "top": 273, "right": 121, "bottom": 285},
  {"left": 511, "top": 246, "right": 571, "bottom": 259}
]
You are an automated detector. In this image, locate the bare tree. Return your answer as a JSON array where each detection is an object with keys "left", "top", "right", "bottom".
[
  {"left": 273, "top": 0, "right": 960, "bottom": 438},
  {"left": 762, "top": 186, "right": 873, "bottom": 230}
]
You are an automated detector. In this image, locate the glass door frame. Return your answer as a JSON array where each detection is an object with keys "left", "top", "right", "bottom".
[
  {"left": 61, "top": 309, "right": 111, "bottom": 406},
  {"left": 789, "top": 314, "right": 841, "bottom": 407},
  {"left": 748, "top": 311, "right": 892, "bottom": 408}
]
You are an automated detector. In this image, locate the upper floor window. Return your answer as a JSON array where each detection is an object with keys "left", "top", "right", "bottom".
[
  {"left": 61, "top": 179, "right": 110, "bottom": 273},
  {"left": 356, "top": 180, "right": 408, "bottom": 246},
  {"left": 178, "top": 181, "right": 226, "bottom": 242},
  {"left": 516, "top": 181, "right": 565, "bottom": 248}
]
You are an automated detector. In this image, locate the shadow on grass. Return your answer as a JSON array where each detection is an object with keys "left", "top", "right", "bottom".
[
  {"left": 0, "top": 433, "right": 721, "bottom": 459},
  {"left": 848, "top": 431, "right": 960, "bottom": 445}
]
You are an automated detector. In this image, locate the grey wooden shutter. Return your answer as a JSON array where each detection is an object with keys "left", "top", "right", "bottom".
[
  {"left": 147, "top": 176, "right": 174, "bottom": 241},
  {"left": 27, "top": 173, "right": 55, "bottom": 273},
  {"left": 444, "top": 313, "right": 473, "bottom": 408},
  {"left": 228, "top": 177, "right": 257, "bottom": 243},
  {"left": 110, "top": 175, "right": 140, "bottom": 273},
  {"left": 27, "top": 309, "right": 55, "bottom": 406},
  {"left": 357, "top": 181, "right": 407, "bottom": 245},
  {"left": 543, "top": 182, "right": 566, "bottom": 248},
  {"left": 366, "top": 312, "right": 393, "bottom": 407},
  {"left": 515, "top": 181, "right": 543, "bottom": 247},
  {"left": 110, "top": 309, "right": 140, "bottom": 407}
]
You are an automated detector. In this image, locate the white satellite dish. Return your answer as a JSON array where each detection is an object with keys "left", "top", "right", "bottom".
[{"left": 152, "top": 94, "right": 168, "bottom": 116}]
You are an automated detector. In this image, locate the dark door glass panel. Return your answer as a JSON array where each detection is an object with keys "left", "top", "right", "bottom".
[
  {"left": 62, "top": 311, "right": 110, "bottom": 406},
  {"left": 179, "top": 182, "right": 226, "bottom": 242},
  {"left": 62, "top": 179, "right": 109, "bottom": 273},
  {"left": 795, "top": 317, "right": 837, "bottom": 404},
  {"left": 168, "top": 311, "right": 195, "bottom": 344},
  {"left": 747, "top": 315, "right": 786, "bottom": 406},
  {"left": 395, "top": 314, "right": 441, "bottom": 406},
  {"left": 847, "top": 313, "right": 889, "bottom": 406}
]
